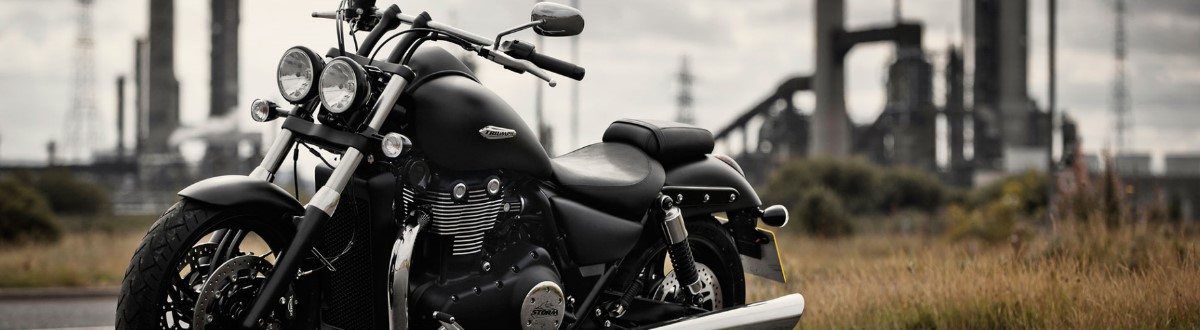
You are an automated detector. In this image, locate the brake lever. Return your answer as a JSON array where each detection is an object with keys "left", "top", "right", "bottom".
[{"left": 478, "top": 48, "right": 557, "bottom": 87}]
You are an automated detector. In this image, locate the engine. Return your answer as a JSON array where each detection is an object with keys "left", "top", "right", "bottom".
[{"left": 403, "top": 163, "right": 565, "bottom": 330}]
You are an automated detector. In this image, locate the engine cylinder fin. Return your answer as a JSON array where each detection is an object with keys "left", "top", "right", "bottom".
[{"left": 405, "top": 185, "right": 503, "bottom": 255}]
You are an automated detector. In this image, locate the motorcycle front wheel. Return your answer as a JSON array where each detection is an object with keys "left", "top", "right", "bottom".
[{"left": 116, "top": 200, "right": 297, "bottom": 329}]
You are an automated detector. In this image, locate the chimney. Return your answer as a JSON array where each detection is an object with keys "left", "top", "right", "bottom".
[
  {"left": 116, "top": 75, "right": 126, "bottom": 162},
  {"left": 47, "top": 141, "right": 57, "bottom": 166},
  {"left": 134, "top": 38, "right": 145, "bottom": 159}
]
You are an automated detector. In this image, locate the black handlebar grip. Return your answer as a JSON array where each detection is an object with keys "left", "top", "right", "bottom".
[
  {"left": 503, "top": 40, "right": 586, "bottom": 81},
  {"left": 529, "top": 51, "right": 585, "bottom": 81},
  {"left": 356, "top": 4, "right": 401, "bottom": 57}
]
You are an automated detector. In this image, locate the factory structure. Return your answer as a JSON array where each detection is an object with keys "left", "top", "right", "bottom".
[
  {"left": 0, "top": 0, "right": 258, "bottom": 214},
  {"left": 0, "top": 0, "right": 1196, "bottom": 218},
  {"left": 708, "top": 0, "right": 1197, "bottom": 219}
]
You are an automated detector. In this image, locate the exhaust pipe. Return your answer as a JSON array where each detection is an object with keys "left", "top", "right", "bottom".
[{"left": 645, "top": 294, "right": 805, "bottom": 330}]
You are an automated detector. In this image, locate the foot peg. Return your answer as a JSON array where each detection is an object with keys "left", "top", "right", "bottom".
[{"left": 434, "top": 311, "right": 464, "bottom": 330}]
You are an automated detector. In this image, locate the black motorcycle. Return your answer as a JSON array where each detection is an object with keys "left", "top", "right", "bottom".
[{"left": 117, "top": 1, "right": 804, "bottom": 329}]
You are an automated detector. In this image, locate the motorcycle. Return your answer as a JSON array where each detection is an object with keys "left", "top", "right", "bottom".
[{"left": 116, "top": 1, "right": 804, "bottom": 329}]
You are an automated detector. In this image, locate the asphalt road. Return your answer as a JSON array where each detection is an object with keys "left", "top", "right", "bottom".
[{"left": 0, "top": 289, "right": 116, "bottom": 330}]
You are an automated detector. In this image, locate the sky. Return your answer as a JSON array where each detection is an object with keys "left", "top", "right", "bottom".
[{"left": 0, "top": 0, "right": 1197, "bottom": 171}]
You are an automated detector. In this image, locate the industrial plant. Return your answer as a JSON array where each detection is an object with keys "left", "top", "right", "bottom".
[{"left": 0, "top": 0, "right": 1196, "bottom": 219}]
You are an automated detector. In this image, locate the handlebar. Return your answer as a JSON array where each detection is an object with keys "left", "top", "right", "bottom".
[
  {"left": 394, "top": 13, "right": 493, "bottom": 46},
  {"left": 501, "top": 40, "right": 585, "bottom": 81},
  {"left": 313, "top": 5, "right": 582, "bottom": 87}
]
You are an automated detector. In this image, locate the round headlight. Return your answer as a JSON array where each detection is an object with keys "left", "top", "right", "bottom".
[
  {"left": 276, "top": 46, "right": 323, "bottom": 103},
  {"left": 319, "top": 57, "right": 369, "bottom": 114}
]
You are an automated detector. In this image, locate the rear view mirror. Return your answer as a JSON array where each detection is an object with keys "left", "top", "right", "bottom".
[{"left": 532, "top": 2, "right": 584, "bottom": 37}]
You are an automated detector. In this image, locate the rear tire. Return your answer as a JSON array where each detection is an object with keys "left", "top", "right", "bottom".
[
  {"left": 116, "top": 200, "right": 295, "bottom": 329},
  {"left": 645, "top": 217, "right": 745, "bottom": 310}
]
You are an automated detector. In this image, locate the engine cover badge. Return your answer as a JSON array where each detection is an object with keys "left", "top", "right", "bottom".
[
  {"left": 520, "top": 281, "right": 565, "bottom": 330},
  {"left": 479, "top": 125, "right": 517, "bottom": 140}
]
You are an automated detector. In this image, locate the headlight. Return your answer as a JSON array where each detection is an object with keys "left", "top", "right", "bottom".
[
  {"left": 319, "top": 57, "right": 370, "bottom": 114},
  {"left": 276, "top": 46, "right": 323, "bottom": 103}
]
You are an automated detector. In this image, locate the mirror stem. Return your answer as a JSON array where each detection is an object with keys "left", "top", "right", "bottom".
[{"left": 494, "top": 20, "right": 546, "bottom": 49}]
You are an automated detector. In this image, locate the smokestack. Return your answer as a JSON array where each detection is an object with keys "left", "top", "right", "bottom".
[
  {"left": 116, "top": 75, "right": 126, "bottom": 162},
  {"left": 47, "top": 141, "right": 57, "bottom": 167},
  {"left": 134, "top": 38, "right": 145, "bottom": 159},
  {"left": 146, "top": 0, "right": 179, "bottom": 154},
  {"left": 210, "top": 0, "right": 239, "bottom": 116}
]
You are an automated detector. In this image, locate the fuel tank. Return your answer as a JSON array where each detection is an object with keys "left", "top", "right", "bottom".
[{"left": 401, "top": 47, "right": 552, "bottom": 179}]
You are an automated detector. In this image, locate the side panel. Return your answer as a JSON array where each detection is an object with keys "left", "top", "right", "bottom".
[
  {"left": 178, "top": 175, "right": 304, "bottom": 215},
  {"left": 550, "top": 197, "right": 643, "bottom": 266},
  {"left": 406, "top": 75, "right": 552, "bottom": 179},
  {"left": 664, "top": 156, "right": 762, "bottom": 216}
]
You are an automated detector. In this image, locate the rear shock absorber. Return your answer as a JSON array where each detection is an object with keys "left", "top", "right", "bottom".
[{"left": 657, "top": 195, "right": 704, "bottom": 297}]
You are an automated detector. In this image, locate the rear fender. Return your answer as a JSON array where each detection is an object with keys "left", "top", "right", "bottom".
[
  {"left": 665, "top": 156, "right": 787, "bottom": 283},
  {"left": 663, "top": 155, "right": 761, "bottom": 217},
  {"left": 178, "top": 175, "right": 305, "bottom": 215}
]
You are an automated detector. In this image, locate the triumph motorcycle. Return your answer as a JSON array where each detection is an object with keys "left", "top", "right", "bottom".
[{"left": 117, "top": 1, "right": 804, "bottom": 329}]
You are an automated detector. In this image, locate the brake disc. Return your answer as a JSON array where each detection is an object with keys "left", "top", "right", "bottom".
[
  {"left": 650, "top": 263, "right": 723, "bottom": 310},
  {"left": 192, "top": 255, "right": 287, "bottom": 330},
  {"left": 180, "top": 243, "right": 219, "bottom": 273}
]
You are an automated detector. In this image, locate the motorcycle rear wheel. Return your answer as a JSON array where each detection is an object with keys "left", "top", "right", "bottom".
[
  {"left": 644, "top": 217, "right": 746, "bottom": 310},
  {"left": 116, "top": 200, "right": 296, "bottom": 329}
]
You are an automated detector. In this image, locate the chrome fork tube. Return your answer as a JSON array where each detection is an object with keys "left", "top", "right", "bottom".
[
  {"left": 308, "top": 75, "right": 410, "bottom": 216},
  {"left": 249, "top": 129, "right": 296, "bottom": 181}
]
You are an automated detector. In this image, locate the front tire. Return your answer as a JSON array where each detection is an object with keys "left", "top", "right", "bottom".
[{"left": 116, "top": 200, "right": 295, "bottom": 329}]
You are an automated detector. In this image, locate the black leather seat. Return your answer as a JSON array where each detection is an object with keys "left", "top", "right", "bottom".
[
  {"left": 602, "top": 119, "right": 715, "bottom": 166},
  {"left": 551, "top": 143, "right": 665, "bottom": 219}
]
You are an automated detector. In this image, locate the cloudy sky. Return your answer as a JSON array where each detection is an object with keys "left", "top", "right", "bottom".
[{"left": 0, "top": 0, "right": 1197, "bottom": 170}]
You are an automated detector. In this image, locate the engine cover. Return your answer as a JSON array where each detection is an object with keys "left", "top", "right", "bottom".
[
  {"left": 410, "top": 243, "right": 562, "bottom": 330},
  {"left": 520, "top": 281, "right": 566, "bottom": 330}
]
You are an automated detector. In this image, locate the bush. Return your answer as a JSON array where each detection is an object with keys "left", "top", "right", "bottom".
[
  {"left": 790, "top": 186, "right": 853, "bottom": 237},
  {"left": 946, "top": 170, "right": 1047, "bottom": 244},
  {"left": 765, "top": 157, "right": 884, "bottom": 213},
  {"left": 11, "top": 170, "right": 110, "bottom": 215},
  {"left": 879, "top": 168, "right": 947, "bottom": 213},
  {"left": 967, "top": 170, "right": 1046, "bottom": 216},
  {"left": 0, "top": 179, "right": 62, "bottom": 243}
]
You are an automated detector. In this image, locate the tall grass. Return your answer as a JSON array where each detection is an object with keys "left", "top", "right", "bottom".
[
  {"left": 0, "top": 230, "right": 144, "bottom": 288},
  {"left": 749, "top": 221, "right": 1200, "bottom": 329}
]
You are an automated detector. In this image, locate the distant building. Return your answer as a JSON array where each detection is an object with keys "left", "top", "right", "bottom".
[
  {"left": 1114, "top": 153, "right": 1152, "bottom": 176},
  {"left": 1166, "top": 154, "right": 1200, "bottom": 176}
]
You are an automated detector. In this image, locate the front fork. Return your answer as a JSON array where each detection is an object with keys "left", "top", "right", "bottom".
[{"left": 236, "top": 68, "right": 415, "bottom": 329}]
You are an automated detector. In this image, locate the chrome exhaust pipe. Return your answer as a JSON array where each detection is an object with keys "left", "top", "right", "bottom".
[{"left": 646, "top": 294, "right": 805, "bottom": 330}]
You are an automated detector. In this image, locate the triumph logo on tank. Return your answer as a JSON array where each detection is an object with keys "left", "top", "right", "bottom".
[{"left": 479, "top": 125, "right": 517, "bottom": 140}]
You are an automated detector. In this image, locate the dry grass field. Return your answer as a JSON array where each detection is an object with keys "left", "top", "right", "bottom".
[
  {"left": 0, "top": 230, "right": 143, "bottom": 288},
  {"left": 750, "top": 221, "right": 1200, "bottom": 329},
  {"left": 2, "top": 213, "right": 1197, "bottom": 329}
]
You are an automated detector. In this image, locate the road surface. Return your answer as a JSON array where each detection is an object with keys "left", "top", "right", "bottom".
[{"left": 0, "top": 288, "right": 116, "bottom": 330}]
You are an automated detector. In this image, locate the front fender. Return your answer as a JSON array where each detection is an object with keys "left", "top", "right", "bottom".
[{"left": 178, "top": 175, "right": 305, "bottom": 215}]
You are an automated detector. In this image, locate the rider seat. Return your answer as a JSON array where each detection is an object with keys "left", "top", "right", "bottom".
[
  {"left": 549, "top": 119, "right": 714, "bottom": 219},
  {"left": 551, "top": 143, "right": 665, "bottom": 220},
  {"left": 601, "top": 119, "right": 715, "bottom": 166}
]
